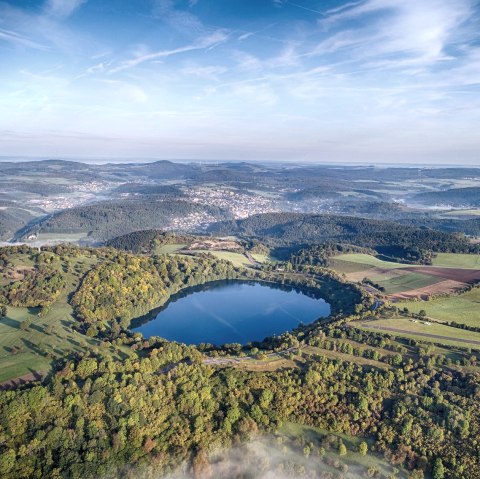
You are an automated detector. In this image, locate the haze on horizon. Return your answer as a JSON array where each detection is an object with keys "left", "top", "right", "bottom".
[{"left": 1, "top": 0, "right": 479, "bottom": 164}]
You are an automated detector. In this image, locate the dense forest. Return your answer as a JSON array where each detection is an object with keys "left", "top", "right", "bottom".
[
  {"left": 208, "top": 213, "right": 476, "bottom": 262},
  {"left": 1, "top": 327, "right": 479, "bottom": 478},
  {"left": 25, "top": 200, "right": 232, "bottom": 241}
]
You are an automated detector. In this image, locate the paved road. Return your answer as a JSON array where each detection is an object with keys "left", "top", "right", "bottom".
[{"left": 359, "top": 322, "right": 480, "bottom": 345}]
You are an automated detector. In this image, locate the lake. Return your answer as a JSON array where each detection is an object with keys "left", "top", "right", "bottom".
[{"left": 132, "top": 280, "right": 331, "bottom": 345}]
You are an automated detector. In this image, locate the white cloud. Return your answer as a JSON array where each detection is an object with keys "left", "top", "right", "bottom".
[
  {"left": 44, "top": 0, "right": 87, "bottom": 18},
  {"left": 0, "top": 27, "right": 48, "bottom": 50},
  {"left": 109, "top": 30, "right": 229, "bottom": 73}
]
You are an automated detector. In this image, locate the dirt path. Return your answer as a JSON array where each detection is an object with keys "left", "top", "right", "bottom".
[{"left": 358, "top": 322, "right": 480, "bottom": 345}]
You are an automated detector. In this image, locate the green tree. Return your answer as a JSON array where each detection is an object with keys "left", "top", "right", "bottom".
[
  {"left": 433, "top": 458, "right": 445, "bottom": 479},
  {"left": 358, "top": 441, "right": 368, "bottom": 456}
]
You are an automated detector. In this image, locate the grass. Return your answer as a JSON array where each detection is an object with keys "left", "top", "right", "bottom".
[
  {"left": 331, "top": 253, "right": 407, "bottom": 270},
  {"left": 0, "top": 252, "right": 132, "bottom": 382},
  {"left": 431, "top": 253, "right": 480, "bottom": 269},
  {"left": 328, "top": 258, "right": 376, "bottom": 274},
  {"left": 303, "top": 345, "right": 391, "bottom": 370},
  {"left": 375, "top": 271, "right": 440, "bottom": 294},
  {"left": 191, "top": 250, "right": 254, "bottom": 268},
  {"left": 357, "top": 317, "right": 480, "bottom": 348},
  {"left": 35, "top": 232, "right": 89, "bottom": 242},
  {"left": 396, "top": 288, "right": 480, "bottom": 327},
  {"left": 154, "top": 243, "right": 186, "bottom": 254}
]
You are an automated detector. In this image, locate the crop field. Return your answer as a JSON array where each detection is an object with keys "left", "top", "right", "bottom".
[
  {"left": 357, "top": 317, "right": 480, "bottom": 348},
  {"left": 330, "top": 253, "right": 407, "bottom": 271},
  {"left": 375, "top": 271, "right": 440, "bottom": 294},
  {"left": 432, "top": 252, "right": 480, "bottom": 268},
  {"left": 396, "top": 287, "right": 480, "bottom": 328},
  {"left": 330, "top": 253, "right": 480, "bottom": 300}
]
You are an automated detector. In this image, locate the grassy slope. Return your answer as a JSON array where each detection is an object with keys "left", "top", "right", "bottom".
[
  {"left": 0, "top": 253, "right": 131, "bottom": 382},
  {"left": 396, "top": 288, "right": 480, "bottom": 327},
  {"left": 376, "top": 272, "right": 440, "bottom": 294},
  {"left": 432, "top": 252, "right": 480, "bottom": 268},
  {"left": 331, "top": 254, "right": 408, "bottom": 269},
  {"left": 358, "top": 317, "right": 480, "bottom": 348}
]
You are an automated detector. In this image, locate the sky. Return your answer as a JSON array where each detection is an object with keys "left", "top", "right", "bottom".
[{"left": 0, "top": 0, "right": 479, "bottom": 164}]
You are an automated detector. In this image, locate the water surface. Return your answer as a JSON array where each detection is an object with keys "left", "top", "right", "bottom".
[{"left": 132, "top": 280, "right": 330, "bottom": 345}]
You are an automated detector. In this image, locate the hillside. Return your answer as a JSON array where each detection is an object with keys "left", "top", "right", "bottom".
[
  {"left": 412, "top": 187, "right": 480, "bottom": 207},
  {"left": 23, "top": 199, "right": 232, "bottom": 241},
  {"left": 209, "top": 213, "right": 475, "bottom": 262}
]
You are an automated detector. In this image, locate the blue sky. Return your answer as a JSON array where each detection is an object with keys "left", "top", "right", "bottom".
[{"left": 1, "top": 0, "right": 479, "bottom": 163}]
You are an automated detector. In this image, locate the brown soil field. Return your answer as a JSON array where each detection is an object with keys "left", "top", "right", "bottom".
[
  {"left": 388, "top": 279, "right": 466, "bottom": 301},
  {"left": 403, "top": 266, "right": 480, "bottom": 283}
]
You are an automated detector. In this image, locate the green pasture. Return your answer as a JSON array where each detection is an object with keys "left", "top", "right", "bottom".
[
  {"left": 396, "top": 288, "right": 480, "bottom": 327},
  {"left": 376, "top": 272, "right": 440, "bottom": 294},
  {"left": 331, "top": 254, "right": 407, "bottom": 270},
  {"left": 431, "top": 253, "right": 480, "bottom": 268},
  {"left": 358, "top": 317, "right": 480, "bottom": 348}
]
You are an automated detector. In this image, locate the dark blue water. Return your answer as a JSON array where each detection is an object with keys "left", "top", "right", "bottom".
[{"left": 132, "top": 280, "right": 331, "bottom": 345}]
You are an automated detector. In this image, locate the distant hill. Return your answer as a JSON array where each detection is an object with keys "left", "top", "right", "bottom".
[
  {"left": 23, "top": 199, "right": 232, "bottom": 241},
  {"left": 0, "top": 208, "right": 36, "bottom": 241},
  {"left": 412, "top": 187, "right": 480, "bottom": 207},
  {"left": 208, "top": 212, "right": 475, "bottom": 261}
]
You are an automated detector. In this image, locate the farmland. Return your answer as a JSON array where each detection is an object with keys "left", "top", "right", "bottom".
[
  {"left": 356, "top": 317, "right": 480, "bottom": 349},
  {"left": 396, "top": 287, "right": 480, "bottom": 328},
  {"left": 330, "top": 252, "right": 480, "bottom": 301}
]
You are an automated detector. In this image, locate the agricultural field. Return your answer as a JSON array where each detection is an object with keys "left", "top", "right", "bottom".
[
  {"left": 431, "top": 252, "right": 480, "bottom": 268},
  {"left": 330, "top": 253, "right": 480, "bottom": 301},
  {"left": 396, "top": 287, "right": 480, "bottom": 328},
  {"left": 356, "top": 317, "right": 480, "bottom": 349},
  {"left": 330, "top": 253, "right": 407, "bottom": 272}
]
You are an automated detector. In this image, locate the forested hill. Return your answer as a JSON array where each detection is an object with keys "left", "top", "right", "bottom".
[
  {"left": 412, "top": 187, "right": 480, "bottom": 207},
  {"left": 22, "top": 200, "right": 232, "bottom": 242},
  {"left": 209, "top": 213, "right": 475, "bottom": 261}
]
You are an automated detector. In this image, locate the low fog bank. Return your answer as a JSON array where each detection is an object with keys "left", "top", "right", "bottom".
[{"left": 127, "top": 434, "right": 405, "bottom": 479}]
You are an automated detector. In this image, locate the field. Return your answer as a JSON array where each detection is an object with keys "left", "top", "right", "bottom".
[
  {"left": 356, "top": 317, "right": 480, "bottom": 349},
  {"left": 189, "top": 250, "right": 255, "bottom": 268},
  {"left": 432, "top": 252, "right": 480, "bottom": 268},
  {"left": 154, "top": 243, "right": 186, "bottom": 254},
  {"left": 330, "top": 253, "right": 407, "bottom": 271},
  {"left": 396, "top": 287, "right": 480, "bottom": 328},
  {"left": 330, "top": 253, "right": 480, "bottom": 301}
]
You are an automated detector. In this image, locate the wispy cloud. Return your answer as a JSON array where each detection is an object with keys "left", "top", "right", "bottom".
[
  {"left": 0, "top": 27, "right": 48, "bottom": 50},
  {"left": 109, "top": 30, "right": 229, "bottom": 73},
  {"left": 44, "top": 0, "right": 87, "bottom": 18}
]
